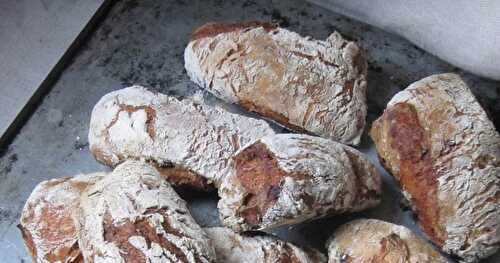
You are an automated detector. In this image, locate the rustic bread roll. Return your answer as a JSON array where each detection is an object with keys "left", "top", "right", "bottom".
[
  {"left": 184, "top": 21, "right": 367, "bottom": 145},
  {"left": 89, "top": 86, "right": 275, "bottom": 189},
  {"left": 327, "top": 219, "right": 448, "bottom": 263},
  {"left": 18, "top": 173, "right": 104, "bottom": 263},
  {"left": 218, "top": 134, "right": 381, "bottom": 232},
  {"left": 370, "top": 73, "right": 500, "bottom": 262},
  {"left": 75, "top": 160, "right": 216, "bottom": 262},
  {"left": 205, "top": 227, "right": 326, "bottom": 263}
]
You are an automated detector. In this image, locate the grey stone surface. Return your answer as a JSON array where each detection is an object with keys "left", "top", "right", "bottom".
[
  {"left": 0, "top": 0, "right": 498, "bottom": 262},
  {"left": 0, "top": 0, "right": 105, "bottom": 144}
]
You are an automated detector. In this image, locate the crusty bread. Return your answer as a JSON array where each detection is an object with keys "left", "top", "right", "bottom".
[
  {"left": 370, "top": 73, "right": 500, "bottom": 262},
  {"left": 327, "top": 219, "right": 448, "bottom": 263},
  {"left": 205, "top": 227, "right": 326, "bottom": 263},
  {"left": 88, "top": 86, "right": 275, "bottom": 189},
  {"left": 75, "top": 160, "right": 216, "bottom": 262},
  {"left": 218, "top": 134, "right": 381, "bottom": 232},
  {"left": 184, "top": 22, "right": 367, "bottom": 145},
  {"left": 19, "top": 173, "right": 104, "bottom": 263}
]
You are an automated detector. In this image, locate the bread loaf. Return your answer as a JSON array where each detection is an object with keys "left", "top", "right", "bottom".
[
  {"left": 218, "top": 134, "right": 381, "bottom": 232},
  {"left": 327, "top": 219, "right": 448, "bottom": 263},
  {"left": 19, "top": 173, "right": 104, "bottom": 263},
  {"left": 75, "top": 160, "right": 216, "bottom": 262},
  {"left": 184, "top": 22, "right": 367, "bottom": 145},
  {"left": 89, "top": 86, "right": 275, "bottom": 189},
  {"left": 370, "top": 73, "right": 500, "bottom": 262},
  {"left": 205, "top": 227, "right": 326, "bottom": 263}
]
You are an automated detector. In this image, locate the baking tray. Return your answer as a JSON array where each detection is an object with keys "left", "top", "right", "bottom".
[{"left": 0, "top": 0, "right": 498, "bottom": 262}]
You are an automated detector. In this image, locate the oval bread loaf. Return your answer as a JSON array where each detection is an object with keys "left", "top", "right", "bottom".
[
  {"left": 19, "top": 173, "right": 104, "bottom": 263},
  {"left": 184, "top": 22, "right": 367, "bottom": 145},
  {"left": 75, "top": 160, "right": 216, "bottom": 262},
  {"left": 327, "top": 219, "right": 448, "bottom": 263},
  {"left": 205, "top": 227, "right": 326, "bottom": 263},
  {"left": 370, "top": 73, "right": 500, "bottom": 262},
  {"left": 218, "top": 134, "right": 381, "bottom": 232},
  {"left": 89, "top": 86, "right": 275, "bottom": 189}
]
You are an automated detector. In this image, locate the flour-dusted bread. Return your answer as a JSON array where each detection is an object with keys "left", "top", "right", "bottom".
[
  {"left": 75, "top": 160, "right": 216, "bottom": 262},
  {"left": 205, "top": 227, "right": 326, "bottom": 263},
  {"left": 184, "top": 22, "right": 367, "bottom": 145},
  {"left": 19, "top": 173, "right": 104, "bottom": 263},
  {"left": 89, "top": 86, "right": 275, "bottom": 189},
  {"left": 327, "top": 219, "right": 448, "bottom": 263},
  {"left": 370, "top": 73, "right": 500, "bottom": 262},
  {"left": 218, "top": 134, "right": 381, "bottom": 232}
]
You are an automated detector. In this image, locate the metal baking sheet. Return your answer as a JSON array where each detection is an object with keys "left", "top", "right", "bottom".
[
  {"left": 0, "top": 0, "right": 107, "bottom": 145},
  {"left": 0, "top": 0, "right": 498, "bottom": 262}
]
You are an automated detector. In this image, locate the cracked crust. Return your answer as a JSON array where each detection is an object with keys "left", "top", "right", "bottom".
[
  {"left": 19, "top": 173, "right": 104, "bottom": 263},
  {"left": 88, "top": 86, "right": 276, "bottom": 189},
  {"left": 205, "top": 227, "right": 326, "bottom": 263},
  {"left": 327, "top": 219, "right": 448, "bottom": 263},
  {"left": 184, "top": 21, "right": 367, "bottom": 145},
  {"left": 75, "top": 160, "right": 216, "bottom": 263},
  {"left": 370, "top": 73, "right": 500, "bottom": 262},
  {"left": 218, "top": 134, "right": 381, "bottom": 232}
]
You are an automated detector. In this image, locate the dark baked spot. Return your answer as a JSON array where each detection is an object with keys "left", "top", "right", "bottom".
[
  {"left": 380, "top": 102, "right": 445, "bottom": 245},
  {"left": 233, "top": 142, "right": 307, "bottom": 227},
  {"left": 18, "top": 224, "right": 38, "bottom": 262},
  {"left": 103, "top": 213, "right": 189, "bottom": 263},
  {"left": 39, "top": 204, "right": 78, "bottom": 244},
  {"left": 377, "top": 233, "right": 410, "bottom": 261},
  {"left": 239, "top": 99, "right": 309, "bottom": 134},
  {"left": 44, "top": 241, "right": 81, "bottom": 263},
  {"left": 344, "top": 149, "right": 380, "bottom": 206},
  {"left": 152, "top": 163, "right": 213, "bottom": 191},
  {"left": 190, "top": 21, "right": 277, "bottom": 41},
  {"left": 279, "top": 244, "right": 301, "bottom": 263}
]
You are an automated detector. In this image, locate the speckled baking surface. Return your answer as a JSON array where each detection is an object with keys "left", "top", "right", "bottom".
[{"left": 0, "top": 0, "right": 498, "bottom": 262}]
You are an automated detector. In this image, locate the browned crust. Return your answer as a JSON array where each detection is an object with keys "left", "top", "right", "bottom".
[
  {"left": 239, "top": 99, "right": 310, "bottom": 134},
  {"left": 104, "top": 104, "right": 157, "bottom": 144},
  {"left": 151, "top": 162, "right": 213, "bottom": 191},
  {"left": 233, "top": 142, "right": 307, "bottom": 227},
  {"left": 18, "top": 224, "right": 38, "bottom": 262},
  {"left": 102, "top": 210, "right": 196, "bottom": 263},
  {"left": 190, "top": 21, "right": 277, "bottom": 41},
  {"left": 371, "top": 102, "right": 445, "bottom": 245},
  {"left": 344, "top": 149, "right": 381, "bottom": 207}
]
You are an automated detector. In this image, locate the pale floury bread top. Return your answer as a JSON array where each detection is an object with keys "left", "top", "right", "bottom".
[
  {"left": 327, "top": 219, "right": 448, "bottom": 263},
  {"left": 88, "top": 86, "right": 276, "bottom": 189},
  {"left": 218, "top": 133, "right": 381, "bottom": 232},
  {"left": 185, "top": 22, "right": 367, "bottom": 145},
  {"left": 370, "top": 73, "right": 500, "bottom": 262}
]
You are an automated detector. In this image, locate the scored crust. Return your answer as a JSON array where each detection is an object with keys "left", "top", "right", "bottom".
[
  {"left": 218, "top": 134, "right": 381, "bottom": 232},
  {"left": 185, "top": 21, "right": 367, "bottom": 145},
  {"left": 75, "top": 160, "right": 216, "bottom": 262},
  {"left": 88, "top": 86, "right": 276, "bottom": 189},
  {"left": 19, "top": 173, "right": 104, "bottom": 263},
  {"left": 327, "top": 219, "right": 448, "bottom": 263},
  {"left": 370, "top": 73, "right": 500, "bottom": 262},
  {"left": 205, "top": 227, "right": 326, "bottom": 263}
]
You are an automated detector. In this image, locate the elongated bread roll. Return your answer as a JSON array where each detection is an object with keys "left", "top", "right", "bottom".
[
  {"left": 327, "top": 219, "right": 448, "bottom": 263},
  {"left": 218, "top": 134, "right": 381, "bottom": 232},
  {"left": 89, "top": 86, "right": 275, "bottom": 189},
  {"left": 75, "top": 160, "right": 216, "bottom": 262},
  {"left": 370, "top": 73, "right": 500, "bottom": 262},
  {"left": 205, "top": 227, "right": 326, "bottom": 263},
  {"left": 184, "top": 22, "right": 367, "bottom": 145},
  {"left": 19, "top": 173, "right": 104, "bottom": 263}
]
